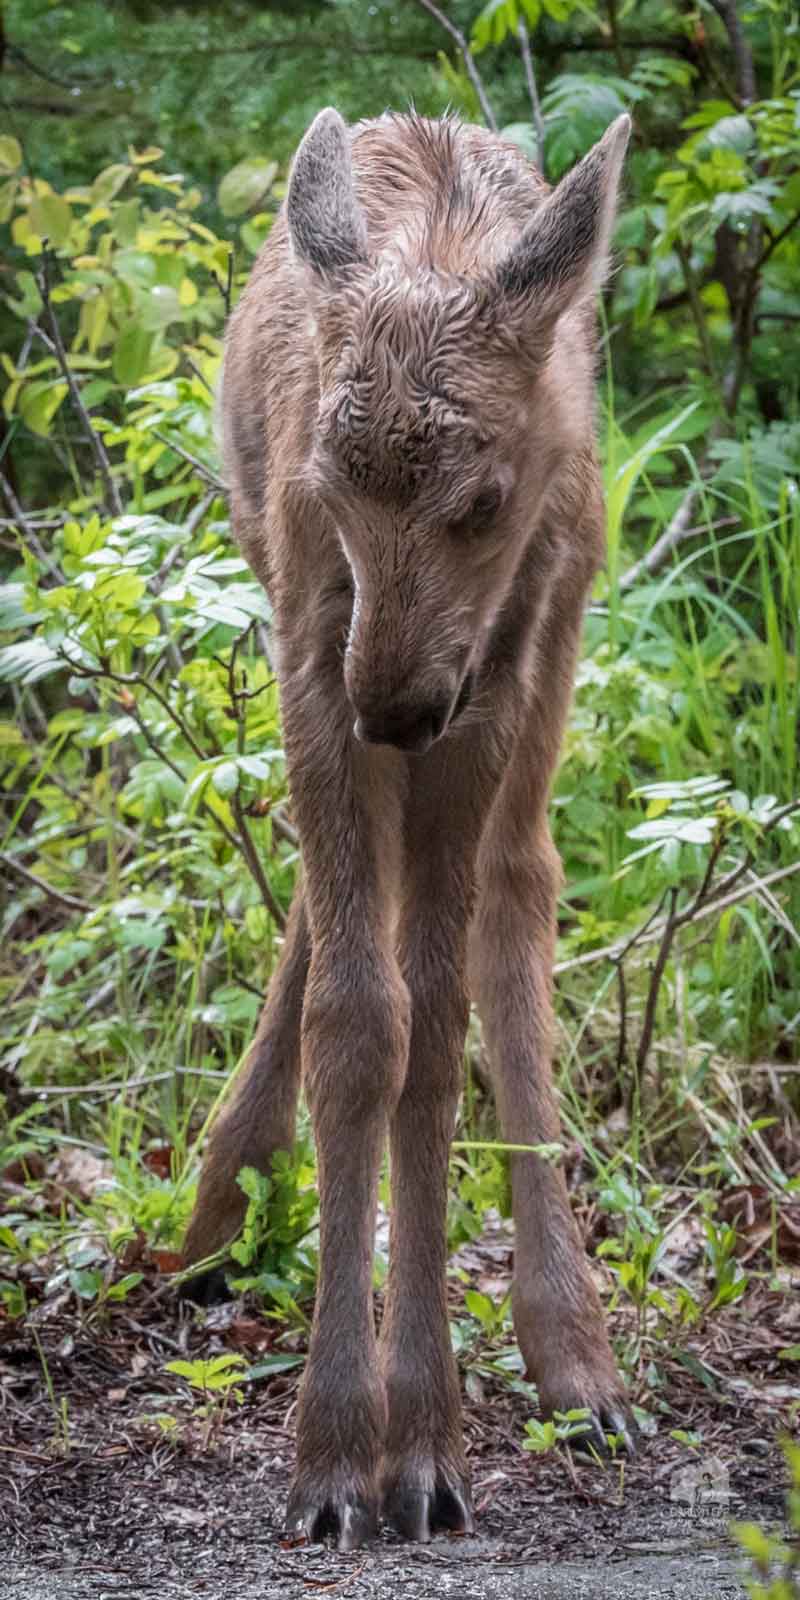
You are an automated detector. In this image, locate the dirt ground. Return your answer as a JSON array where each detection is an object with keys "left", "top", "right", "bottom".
[{"left": 2, "top": 1265, "right": 796, "bottom": 1600}]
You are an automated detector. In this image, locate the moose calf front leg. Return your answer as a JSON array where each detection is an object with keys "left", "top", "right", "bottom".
[
  {"left": 472, "top": 830, "right": 634, "bottom": 1453},
  {"left": 379, "top": 923, "right": 473, "bottom": 1541},
  {"left": 287, "top": 945, "right": 409, "bottom": 1548},
  {"left": 282, "top": 700, "right": 409, "bottom": 1550}
]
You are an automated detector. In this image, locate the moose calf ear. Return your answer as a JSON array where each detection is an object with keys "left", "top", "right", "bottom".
[
  {"left": 287, "top": 107, "right": 368, "bottom": 275},
  {"left": 495, "top": 113, "right": 632, "bottom": 325}
]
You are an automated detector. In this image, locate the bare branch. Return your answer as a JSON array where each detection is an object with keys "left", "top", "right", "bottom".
[
  {"left": 231, "top": 792, "right": 287, "bottom": 932},
  {"left": 556, "top": 811, "right": 800, "bottom": 980},
  {"left": 755, "top": 208, "right": 800, "bottom": 272},
  {"left": 0, "top": 469, "right": 66, "bottom": 582},
  {"left": 412, "top": 0, "right": 498, "bottom": 131},
  {"left": 636, "top": 886, "right": 680, "bottom": 1073},
  {"left": 517, "top": 18, "right": 546, "bottom": 175},
  {"left": 151, "top": 489, "right": 218, "bottom": 595},
  {"left": 148, "top": 488, "right": 218, "bottom": 676},
  {"left": 707, "top": 0, "right": 756, "bottom": 105},
  {"left": 1, "top": 851, "right": 91, "bottom": 914},
  {"left": 211, "top": 248, "right": 234, "bottom": 321},
  {"left": 675, "top": 238, "right": 719, "bottom": 385},
  {"left": 619, "top": 510, "right": 738, "bottom": 592},
  {"left": 153, "top": 431, "right": 226, "bottom": 492},
  {"left": 36, "top": 256, "right": 124, "bottom": 517}
]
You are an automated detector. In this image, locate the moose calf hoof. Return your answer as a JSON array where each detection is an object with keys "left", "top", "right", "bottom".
[
  {"left": 538, "top": 1368, "right": 638, "bottom": 1459},
  {"left": 177, "top": 1264, "right": 231, "bottom": 1307},
  {"left": 568, "top": 1398, "right": 638, "bottom": 1460},
  {"left": 382, "top": 1466, "right": 474, "bottom": 1542},
  {"left": 285, "top": 1478, "right": 379, "bottom": 1552}
]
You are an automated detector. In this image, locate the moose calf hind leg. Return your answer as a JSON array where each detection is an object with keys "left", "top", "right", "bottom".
[
  {"left": 473, "top": 837, "right": 635, "bottom": 1452},
  {"left": 182, "top": 889, "right": 308, "bottom": 1300}
]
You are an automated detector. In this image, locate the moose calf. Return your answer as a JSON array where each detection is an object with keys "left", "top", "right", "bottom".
[{"left": 184, "top": 106, "right": 634, "bottom": 1548}]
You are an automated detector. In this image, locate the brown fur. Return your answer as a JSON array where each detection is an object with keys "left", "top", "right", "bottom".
[{"left": 183, "top": 108, "right": 634, "bottom": 1549}]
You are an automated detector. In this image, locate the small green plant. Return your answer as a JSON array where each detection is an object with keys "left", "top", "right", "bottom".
[
  {"left": 734, "top": 1439, "right": 800, "bottom": 1599},
  {"left": 522, "top": 1408, "right": 596, "bottom": 1455},
  {"left": 227, "top": 1151, "right": 318, "bottom": 1323},
  {"left": 0, "top": 1278, "right": 27, "bottom": 1318},
  {"left": 164, "top": 1352, "right": 248, "bottom": 1450},
  {"left": 701, "top": 1214, "right": 748, "bottom": 1315},
  {"left": 31, "top": 1327, "right": 71, "bottom": 1456}
]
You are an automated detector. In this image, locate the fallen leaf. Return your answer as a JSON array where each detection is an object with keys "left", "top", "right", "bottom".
[
  {"left": 150, "top": 1249, "right": 184, "bottom": 1274},
  {"left": 143, "top": 1146, "right": 174, "bottom": 1180}
]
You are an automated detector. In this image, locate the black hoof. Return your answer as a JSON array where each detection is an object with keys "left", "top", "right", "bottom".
[
  {"left": 178, "top": 1265, "right": 231, "bottom": 1306},
  {"left": 383, "top": 1473, "right": 474, "bottom": 1542},
  {"left": 570, "top": 1402, "right": 638, "bottom": 1460},
  {"left": 285, "top": 1487, "right": 378, "bottom": 1552}
]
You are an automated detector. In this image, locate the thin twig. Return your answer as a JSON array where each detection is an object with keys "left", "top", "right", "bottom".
[
  {"left": 675, "top": 239, "right": 718, "bottom": 383},
  {"left": 566, "top": 859, "right": 800, "bottom": 974},
  {"left": 63, "top": 655, "right": 286, "bottom": 930},
  {"left": 0, "top": 851, "right": 91, "bottom": 913},
  {"left": 231, "top": 792, "right": 287, "bottom": 931},
  {"left": 0, "top": 468, "right": 66, "bottom": 581},
  {"left": 153, "top": 431, "right": 226, "bottom": 491},
  {"left": 618, "top": 513, "right": 738, "bottom": 591},
  {"left": 151, "top": 489, "right": 218, "bottom": 594},
  {"left": 211, "top": 248, "right": 234, "bottom": 320},
  {"left": 37, "top": 254, "right": 123, "bottom": 517},
  {"left": 148, "top": 488, "right": 218, "bottom": 675},
  {"left": 412, "top": 0, "right": 498, "bottom": 131},
  {"left": 556, "top": 803, "right": 800, "bottom": 979},
  {"left": 517, "top": 18, "right": 546, "bottom": 175},
  {"left": 65, "top": 658, "right": 209, "bottom": 763},
  {"left": 636, "top": 885, "right": 680, "bottom": 1073},
  {"left": 754, "top": 208, "right": 800, "bottom": 272},
  {"left": 184, "top": 356, "right": 215, "bottom": 395}
]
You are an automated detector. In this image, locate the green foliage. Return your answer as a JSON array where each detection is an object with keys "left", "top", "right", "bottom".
[
  {"left": 522, "top": 1407, "right": 595, "bottom": 1454},
  {"left": 734, "top": 1439, "right": 800, "bottom": 1599},
  {"left": 228, "top": 1154, "right": 318, "bottom": 1315},
  {"left": 164, "top": 1352, "right": 248, "bottom": 1449},
  {"left": 0, "top": 0, "right": 798, "bottom": 1388}
]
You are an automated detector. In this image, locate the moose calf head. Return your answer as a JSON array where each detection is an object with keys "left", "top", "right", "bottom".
[{"left": 287, "top": 108, "right": 630, "bottom": 754}]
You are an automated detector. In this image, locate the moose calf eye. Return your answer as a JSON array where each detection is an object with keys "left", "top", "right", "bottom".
[{"left": 450, "top": 484, "right": 504, "bottom": 538}]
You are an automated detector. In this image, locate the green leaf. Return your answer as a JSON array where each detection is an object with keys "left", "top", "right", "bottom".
[
  {"left": 0, "top": 136, "right": 22, "bottom": 175},
  {"left": 218, "top": 158, "right": 277, "bottom": 218},
  {"left": 0, "top": 640, "right": 62, "bottom": 684},
  {"left": 246, "top": 1354, "right": 305, "bottom": 1380},
  {"left": 606, "top": 401, "right": 700, "bottom": 540},
  {"left": 211, "top": 759, "right": 240, "bottom": 796},
  {"left": 464, "top": 1289, "right": 495, "bottom": 1328},
  {"left": 471, "top": 0, "right": 526, "bottom": 53},
  {"left": 28, "top": 193, "right": 73, "bottom": 248},
  {"left": 106, "top": 1272, "right": 144, "bottom": 1300},
  {"left": 91, "top": 163, "right": 133, "bottom": 205},
  {"left": 112, "top": 321, "right": 154, "bottom": 386},
  {"left": 707, "top": 115, "right": 754, "bottom": 155},
  {"left": 18, "top": 379, "right": 69, "bottom": 437}
]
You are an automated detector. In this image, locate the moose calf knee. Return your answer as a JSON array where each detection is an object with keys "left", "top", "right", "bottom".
[{"left": 301, "top": 959, "right": 411, "bottom": 1121}]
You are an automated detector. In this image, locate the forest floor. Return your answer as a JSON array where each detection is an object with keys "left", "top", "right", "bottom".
[{"left": 2, "top": 1220, "right": 797, "bottom": 1600}]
